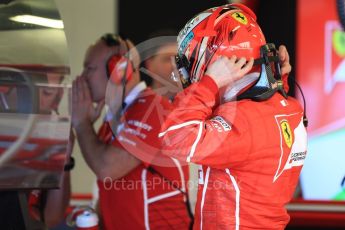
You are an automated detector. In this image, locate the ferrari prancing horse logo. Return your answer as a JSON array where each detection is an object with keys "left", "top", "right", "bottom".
[
  {"left": 231, "top": 12, "right": 248, "bottom": 25},
  {"left": 280, "top": 120, "right": 293, "bottom": 148}
]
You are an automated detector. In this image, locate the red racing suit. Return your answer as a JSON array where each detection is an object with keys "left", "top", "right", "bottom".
[
  {"left": 159, "top": 76, "right": 307, "bottom": 230},
  {"left": 97, "top": 83, "right": 191, "bottom": 230}
]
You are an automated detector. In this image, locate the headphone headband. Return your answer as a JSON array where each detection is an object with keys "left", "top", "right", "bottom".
[{"left": 101, "top": 33, "right": 121, "bottom": 47}]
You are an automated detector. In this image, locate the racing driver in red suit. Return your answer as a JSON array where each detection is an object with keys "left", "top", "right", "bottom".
[{"left": 159, "top": 3, "right": 308, "bottom": 230}]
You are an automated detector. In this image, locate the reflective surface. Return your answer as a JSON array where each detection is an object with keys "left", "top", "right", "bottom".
[{"left": 0, "top": 0, "right": 70, "bottom": 189}]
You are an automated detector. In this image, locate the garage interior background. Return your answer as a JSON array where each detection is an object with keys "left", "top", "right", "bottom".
[
  {"left": 56, "top": 0, "right": 297, "bottom": 201},
  {"left": 21, "top": 0, "right": 343, "bottom": 229}
]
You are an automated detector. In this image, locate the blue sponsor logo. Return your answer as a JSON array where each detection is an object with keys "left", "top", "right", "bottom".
[{"left": 179, "top": 32, "right": 194, "bottom": 55}]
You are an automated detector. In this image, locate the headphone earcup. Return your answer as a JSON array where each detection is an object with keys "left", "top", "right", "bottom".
[{"left": 106, "top": 55, "right": 133, "bottom": 85}]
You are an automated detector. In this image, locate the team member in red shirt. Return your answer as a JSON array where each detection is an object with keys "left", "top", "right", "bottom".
[
  {"left": 72, "top": 34, "right": 192, "bottom": 229},
  {"left": 159, "top": 4, "right": 307, "bottom": 230},
  {"left": 142, "top": 29, "right": 179, "bottom": 99}
]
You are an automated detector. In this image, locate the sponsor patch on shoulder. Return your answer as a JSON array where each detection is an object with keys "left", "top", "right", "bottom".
[{"left": 210, "top": 116, "right": 232, "bottom": 132}]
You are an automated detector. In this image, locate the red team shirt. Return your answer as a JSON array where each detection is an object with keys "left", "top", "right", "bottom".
[
  {"left": 159, "top": 76, "right": 307, "bottom": 230},
  {"left": 97, "top": 82, "right": 191, "bottom": 230}
]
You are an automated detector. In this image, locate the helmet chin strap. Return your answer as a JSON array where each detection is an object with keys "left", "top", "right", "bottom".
[
  {"left": 237, "top": 43, "right": 288, "bottom": 101},
  {"left": 175, "top": 54, "right": 192, "bottom": 89}
]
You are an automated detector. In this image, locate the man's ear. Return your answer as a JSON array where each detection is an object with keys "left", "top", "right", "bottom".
[
  {"left": 144, "top": 58, "right": 154, "bottom": 71},
  {"left": 125, "top": 39, "right": 140, "bottom": 70}
]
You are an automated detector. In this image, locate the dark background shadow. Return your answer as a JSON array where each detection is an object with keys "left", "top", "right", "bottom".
[{"left": 119, "top": 0, "right": 296, "bottom": 95}]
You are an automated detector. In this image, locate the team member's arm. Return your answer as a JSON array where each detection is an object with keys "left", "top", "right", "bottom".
[
  {"left": 72, "top": 76, "right": 140, "bottom": 180},
  {"left": 44, "top": 129, "right": 73, "bottom": 227},
  {"left": 44, "top": 172, "right": 71, "bottom": 227}
]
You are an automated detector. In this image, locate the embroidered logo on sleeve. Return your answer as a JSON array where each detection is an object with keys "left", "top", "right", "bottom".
[
  {"left": 210, "top": 116, "right": 232, "bottom": 132},
  {"left": 128, "top": 120, "right": 153, "bottom": 131},
  {"left": 118, "top": 135, "right": 137, "bottom": 146}
]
